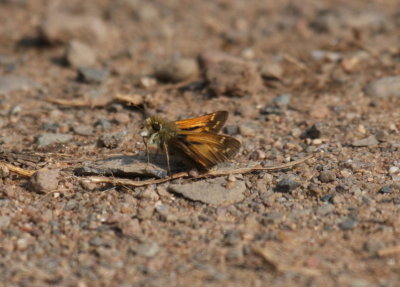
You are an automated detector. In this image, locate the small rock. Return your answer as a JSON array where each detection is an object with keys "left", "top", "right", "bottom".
[
  {"left": 95, "top": 119, "right": 112, "bottom": 131},
  {"left": 275, "top": 177, "right": 300, "bottom": 193},
  {"left": 273, "top": 93, "right": 291, "bottom": 107},
  {"left": 238, "top": 124, "right": 256, "bottom": 137},
  {"left": 37, "top": 133, "right": 73, "bottom": 147},
  {"left": 224, "top": 125, "right": 239, "bottom": 135},
  {"left": 0, "top": 215, "right": 11, "bottom": 229},
  {"left": 379, "top": 185, "right": 392, "bottom": 194},
  {"left": 303, "top": 123, "right": 329, "bottom": 139},
  {"left": 226, "top": 245, "right": 244, "bottom": 261},
  {"left": 338, "top": 218, "right": 358, "bottom": 230},
  {"left": 155, "top": 204, "right": 170, "bottom": 221},
  {"left": 134, "top": 241, "right": 159, "bottom": 257},
  {"left": 317, "top": 204, "right": 335, "bottom": 216},
  {"left": 259, "top": 62, "right": 284, "bottom": 80},
  {"left": 154, "top": 58, "right": 198, "bottom": 83},
  {"left": 66, "top": 40, "right": 96, "bottom": 68},
  {"left": 30, "top": 169, "right": 60, "bottom": 193},
  {"left": 260, "top": 212, "right": 285, "bottom": 225},
  {"left": 363, "top": 240, "right": 385, "bottom": 255},
  {"left": 389, "top": 166, "right": 399, "bottom": 174},
  {"left": 114, "top": 112, "right": 130, "bottom": 124},
  {"left": 352, "top": 135, "right": 379, "bottom": 147},
  {"left": 199, "top": 51, "right": 263, "bottom": 97},
  {"left": 73, "top": 125, "right": 93, "bottom": 136},
  {"left": 75, "top": 155, "right": 167, "bottom": 179},
  {"left": 40, "top": 13, "right": 113, "bottom": 45},
  {"left": 309, "top": 104, "right": 330, "bottom": 119},
  {"left": 98, "top": 131, "right": 126, "bottom": 148},
  {"left": 119, "top": 219, "right": 141, "bottom": 237},
  {"left": 364, "top": 76, "right": 400, "bottom": 99},
  {"left": 15, "top": 237, "right": 30, "bottom": 251},
  {"left": 168, "top": 177, "right": 246, "bottom": 205},
  {"left": 78, "top": 67, "right": 109, "bottom": 84},
  {"left": 319, "top": 170, "right": 336, "bottom": 183},
  {"left": 0, "top": 75, "right": 40, "bottom": 95},
  {"left": 311, "top": 50, "right": 342, "bottom": 62},
  {"left": 137, "top": 205, "right": 154, "bottom": 220}
]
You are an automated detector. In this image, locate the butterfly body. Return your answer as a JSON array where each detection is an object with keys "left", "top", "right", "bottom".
[{"left": 141, "top": 111, "right": 240, "bottom": 172}]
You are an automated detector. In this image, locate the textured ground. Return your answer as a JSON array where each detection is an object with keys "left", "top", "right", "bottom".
[{"left": 0, "top": 0, "right": 399, "bottom": 286}]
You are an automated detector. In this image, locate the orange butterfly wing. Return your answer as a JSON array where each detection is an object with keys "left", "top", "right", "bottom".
[
  {"left": 175, "top": 111, "right": 228, "bottom": 133},
  {"left": 169, "top": 131, "right": 240, "bottom": 169}
]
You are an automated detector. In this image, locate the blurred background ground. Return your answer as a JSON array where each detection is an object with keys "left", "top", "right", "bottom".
[{"left": 0, "top": 0, "right": 399, "bottom": 286}]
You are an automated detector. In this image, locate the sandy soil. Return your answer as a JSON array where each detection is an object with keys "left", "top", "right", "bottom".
[{"left": 0, "top": 0, "right": 399, "bottom": 286}]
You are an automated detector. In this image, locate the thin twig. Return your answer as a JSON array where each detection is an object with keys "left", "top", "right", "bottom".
[
  {"left": 86, "top": 154, "right": 314, "bottom": 187},
  {"left": 0, "top": 161, "right": 36, "bottom": 177}
]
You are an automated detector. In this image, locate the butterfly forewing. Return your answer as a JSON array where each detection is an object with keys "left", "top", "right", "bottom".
[{"left": 175, "top": 111, "right": 228, "bottom": 133}]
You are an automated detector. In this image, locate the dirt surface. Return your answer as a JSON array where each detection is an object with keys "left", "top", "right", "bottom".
[{"left": 1, "top": 0, "right": 400, "bottom": 286}]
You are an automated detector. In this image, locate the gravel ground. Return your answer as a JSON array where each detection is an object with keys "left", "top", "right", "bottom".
[{"left": 0, "top": 0, "right": 399, "bottom": 286}]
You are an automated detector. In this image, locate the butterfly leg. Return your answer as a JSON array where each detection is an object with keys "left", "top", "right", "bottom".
[
  {"left": 163, "top": 142, "right": 171, "bottom": 176},
  {"left": 142, "top": 137, "right": 150, "bottom": 165}
]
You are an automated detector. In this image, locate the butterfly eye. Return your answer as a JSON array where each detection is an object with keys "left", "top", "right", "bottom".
[{"left": 152, "top": 123, "right": 161, "bottom": 131}]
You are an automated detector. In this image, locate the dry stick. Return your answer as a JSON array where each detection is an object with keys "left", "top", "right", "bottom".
[
  {"left": 0, "top": 161, "right": 35, "bottom": 177},
  {"left": 86, "top": 154, "right": 315, "bottom": 187}
]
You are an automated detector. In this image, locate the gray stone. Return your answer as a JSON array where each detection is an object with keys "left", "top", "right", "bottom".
[
  {"left": 273, "top": 93, "right": 291, "bottom": 107},
  {"left": 66, "top": 40, "right": 96, "bottom": 68},
  {"left": 40, "top": 13, "right": 112, "bottom": 45},
  {"left": 379, "top": 185, "right": 392, "bottom": 194},
  {"left": 338, "top": 218, "right": 358, "bottom": 230},
  {"left": 352, "top": 135, "right": 379, "bottom": 147},
  {"left": 199, "top": 51, "right": 263, "bottom": 97},
  {"left": 154, "top": 58, "right": 198, "bottom": 83},
  {"left": 98, "top": 131, "right": 126, "bottom": 149},
  {"left": 319, "top": 170, "right": 337, "bottom": 183},
  {"left": 364, "top": 76, "right": 400, "bottom": 99},
  {"left": 133, "top": 241, "right": 160, "bottom": 257},
  {"left": 317, "top": 204, "right": 335, "bottom": 216},
  {"left": 0, "top": 75, "right": 40, "bottom": 94},
  {"left": 0, "top": 215, "right": 11, "bottom": 229},
  {"left": 275, "top": 178, "right": 300, "bottom": 193},
  {"left": 37, "top": 133, "right": 73, "bottom": 147},
  {"left": 78, "top": 67, "right": 109, "bottom": 84},
  {"left": 74, "top": 155, "right": 167, "bottom": 179},
  {"left": 168, "top": 177, "right": 246, "bottom": 205},
  {"left": 30, "top": 169, "right": 60, "bottom": 193},
  {"left": 73, "top": 125, "right": 94, "bottom": 136}
]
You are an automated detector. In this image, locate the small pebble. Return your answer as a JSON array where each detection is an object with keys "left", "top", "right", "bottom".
[
  {"left": 275, "top": 178, "right": 300, "bottom": 193},
  {"left": 319, "top": 170, "right": 337, "bottom": 183},
  {"left": 364, "top": 76, "right": 400, "bottom": 99},
  {"left": 66, "top": 40, "right": 96, "bottom": 68},
  {"left": 95, "top": 119, "right": 112, "bottom": 131},
  {"left": 114, "top": 113, "right": 130, "bottom": 124},
  {"left": 379, "top": 185, "right": 392, "bottom": 194},
  {"left": 136, "top": 205, "right": 154, "bottom": 220},
  {"left": 98, "top": 131, "right": 126, "bottom": 149},
  {"left": 0, "top": 215, "right": 11, "bottom": 229},
  {"left": 30, "top": 169, "right": 60, "bottom": 193},
  {"left": 388, "top": 166, "right": 399, "bottom": 174},
  {"left": 238, "top": 124, "right": 256, "bottom": 137},
  {"left": 224, "top": 125, "right": 239, "bottom": 135},
  {"left": 338, "top": 218, "right": 358, "bottom": 230},
  {"left": 154, "top": 57, "right": 198, "bottom": 83},
  {"left": 78, "top": 67, "right": 109, "bottom": 84},
  {"left": 73, "top": 125, "right": 93, "bottom": 136},
  {"left": 352, "top": 135, "right": 379, "bottom": 147},
  {"left": 37, "top": 133, "right": 73, "bottom": 147},
  {"left": 134, "top": 241, "right": 160, "bottom": 257}
]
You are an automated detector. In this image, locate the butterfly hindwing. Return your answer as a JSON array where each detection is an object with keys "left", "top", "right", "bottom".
[{"left": 169, "top": 131, "right": 240, "bottom": 169}]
